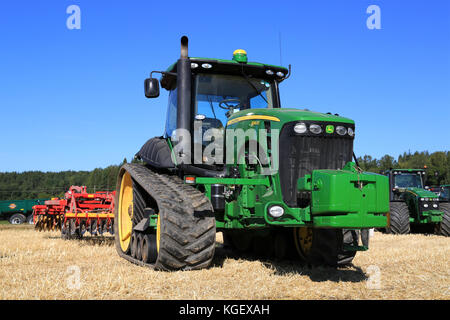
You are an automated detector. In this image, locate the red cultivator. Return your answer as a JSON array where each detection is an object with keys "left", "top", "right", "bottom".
[{"left": 33, "top": 186, "right": 115, "bottom": 239}]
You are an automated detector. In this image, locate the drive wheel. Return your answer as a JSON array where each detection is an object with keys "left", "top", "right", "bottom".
[
  {"left": 437, "top": 203, "right": 450, "bottom": 236},
  {"left": 293, "top": 227, "right": 356, "bottom": 267},
  {"left": 386, "top": 202, "right": 410, "bottom": 234},
  {"left": 115, "top": 171, "right": 133, "bottom": 254}
]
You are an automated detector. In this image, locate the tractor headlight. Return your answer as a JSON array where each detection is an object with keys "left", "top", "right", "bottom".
[
  {"left": 266, "top": 70, "right": 274, "bottom": 75},
  {"left": 420, "top": 198, "right": 425, "bottom": 201},
  {"left": 309, "top": 124, "right": 322, "bottom": 134},
  {"left": 268, "top": 205, "right": 284, "bottom": 218},
  {"left": 294, "top": 123, "right": 307, "bottom": 134},
  {"left": 348, "top": 127, "right": 354, "bottom": 137},
  {"left": 276, "top": 71, "right": 284, "bottom": 77},
  {"left": 433, "top": 204, "right": 438, "bottom": 208},
  {"left": 423, "top": 204, "right": 429, "bottom": 208},
  {"left": 336, "top": 126, "right": 347, "bottom": 136},
  {"left": 201, "top": 63, "right": 212, "bottom": 69}
]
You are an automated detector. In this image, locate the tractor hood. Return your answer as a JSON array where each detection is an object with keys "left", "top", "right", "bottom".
[
  {"left": 226, "top": 108, "right": 355, "bottom": 128},
  {"left": 403, "top": 187, "right": 439, "bottom": 199}
]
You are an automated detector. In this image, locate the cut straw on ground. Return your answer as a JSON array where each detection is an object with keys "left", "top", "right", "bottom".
[{"left": 0, "top": 224, "right": 448, "bottom": 300}]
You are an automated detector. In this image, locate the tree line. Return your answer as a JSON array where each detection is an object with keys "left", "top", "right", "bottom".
[
  {"left": 0, "top": 151, "right": 448, "bottom": 201},
  {"left": 356, "top": 151, "right": 449, "bottom": 186},
  {"left": 0, "top": 159, "right": 129, "bottom": 201}
]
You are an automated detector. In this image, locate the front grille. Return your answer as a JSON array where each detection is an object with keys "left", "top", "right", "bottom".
[{"left": 278, "top": 122, "right": 354, "bottom": 207}]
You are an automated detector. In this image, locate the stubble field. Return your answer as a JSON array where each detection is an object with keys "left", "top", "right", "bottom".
[{"left": 0, "top": 224, "right": 449, "bottom": 300}]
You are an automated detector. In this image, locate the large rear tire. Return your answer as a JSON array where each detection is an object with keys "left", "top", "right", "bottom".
[
  {"left": 437, "top": 203, "right": 450, "bottom": 236},
  {"left": 386, "top": 202, "right": 410, "bottom": 234},
  {"left": 293, "top": 228, "right": 357, "bottom": 267}
]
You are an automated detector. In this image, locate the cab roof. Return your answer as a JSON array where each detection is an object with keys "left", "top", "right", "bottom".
[{"left": 161, "top": 57, "right": 289, "bottom": 90}]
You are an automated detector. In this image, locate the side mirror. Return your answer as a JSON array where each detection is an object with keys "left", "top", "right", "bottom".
[{"left": 144, "top": 78, "right": 160, "bottom": 98}]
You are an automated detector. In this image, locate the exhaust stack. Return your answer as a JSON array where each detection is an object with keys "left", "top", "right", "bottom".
[
  {"left": 180, "top": 36, "right": 189, "bottom": 59},
  {"left": 176, "top": 36, "right": 192, "bottom": 162}
]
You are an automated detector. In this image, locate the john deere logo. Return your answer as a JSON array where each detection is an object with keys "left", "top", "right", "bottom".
[
  {"left": 326, "top": 125, "right": 334, "bottom": 134},
  {"left": 9, "top": 203, "right": 16, "bottom": 209}
]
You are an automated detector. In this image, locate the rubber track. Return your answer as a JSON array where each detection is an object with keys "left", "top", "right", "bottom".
[
  {"left": 388, "top": 202, "right": 410, "bottom": 234},
  {"left": 115, "top": 163, "right": 216, "bottom": 271},
  {"left": 438, "top": 203, "right": 450, "bottom": 236}
]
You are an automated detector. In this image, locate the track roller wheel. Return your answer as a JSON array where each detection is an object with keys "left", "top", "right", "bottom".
[
  {"left": 136, "top": 233, "right": 143, "bottom": 261},
  {"left": 130, "top": 232, "right": 138, "bottom": 258},
  {"left": 293, "top": 227, "right": 356, "bottom": 267},
  {"left": 142, "top": 234, "right": 158, "bottom": 263}
]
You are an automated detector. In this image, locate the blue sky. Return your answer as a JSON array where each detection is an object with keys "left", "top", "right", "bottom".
[{"left": 0, "top": 0, "right": 449, "bottom": 172}]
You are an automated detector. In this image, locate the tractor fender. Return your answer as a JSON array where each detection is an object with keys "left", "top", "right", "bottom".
[{"left": 135, "top": 137, "right": 175, "bottom": 169}]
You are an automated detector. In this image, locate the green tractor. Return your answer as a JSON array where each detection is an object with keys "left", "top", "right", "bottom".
[
  {"left": 429, "top": 184, "right": 450, "bottom": 236},
  {"left": 114, "top": 36, "right": 389, "bottom": 271},
  {"left": 384, "top": 169, "right": 448, "bottom": 235}
]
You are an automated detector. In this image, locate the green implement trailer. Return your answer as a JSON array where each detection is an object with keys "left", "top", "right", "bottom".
[
  {"left": 384, "top": 169, "right": 447, "bottom": 236},
  {"left": 113, "top": 36, "right": 389, "bottom": 271},
  {"left": 0, "top": 198, "right": 49, "bottom": 224}
]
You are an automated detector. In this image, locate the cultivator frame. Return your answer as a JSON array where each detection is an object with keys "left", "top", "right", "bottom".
[{"left": 33, "top": 186, "right": 115, "bottom": 238}]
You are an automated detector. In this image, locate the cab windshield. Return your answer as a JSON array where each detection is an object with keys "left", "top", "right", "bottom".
[
  {"left": 394, "top": 173, "right": 423, "bottom": 189},
  {"left": 194, "top": 73, "right": 275, "bottom": 128}
]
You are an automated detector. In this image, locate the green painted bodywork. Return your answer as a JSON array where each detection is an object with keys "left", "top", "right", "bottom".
[
  {"left": 0, "top": 198, "right": 49, "bottom": 217},
  {"left": 388, "top": 169, "right": 444, "bottom": 224},
  {"left": 167, "top": 107, "right": 387, "bottom": 232},
  {"left": 401, "top": 188, "right": 442, "bottom": 224},
  {"left": 153, "top": 56, "right": 389, "bottom": 244}
]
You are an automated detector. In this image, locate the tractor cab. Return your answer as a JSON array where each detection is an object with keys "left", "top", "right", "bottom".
[
  {"left": 158, "top": 49, "right": 288, "bottom": 139},
  {"left": 385, "top": 169, "right": 427, "bottom": 201}
]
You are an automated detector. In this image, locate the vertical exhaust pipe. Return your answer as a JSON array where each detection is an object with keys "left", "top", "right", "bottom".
[
  {"left": 180, "top": 36, "right": 189, "bottom": 59},
  {"left": 176, "top": 36, "right": 191, "bottom": 132},
  {"left": 176, "top": 36, "right": 192, "bottom": 163}
]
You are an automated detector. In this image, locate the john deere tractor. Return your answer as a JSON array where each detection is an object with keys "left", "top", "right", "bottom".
[
  {"left": 114, "top": 36, "right": 389, "bottom": 270},
  {"left": 384, "top": 169, "right": 448, "bottom": 235},
  {"left": 430, "top": 184, "right": 450, "bottom": 236}
]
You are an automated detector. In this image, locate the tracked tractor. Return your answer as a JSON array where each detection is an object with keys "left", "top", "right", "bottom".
[
  {"left": 114, "top": 36, "right": 389, "bottom": 270},
  {"left": 384, "top": 169, "right": 448, "bottom": 236}
]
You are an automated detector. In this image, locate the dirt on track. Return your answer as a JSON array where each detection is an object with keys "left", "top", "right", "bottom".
[{"left": 0, "top": 224, "right": 449, "bottom": 300}]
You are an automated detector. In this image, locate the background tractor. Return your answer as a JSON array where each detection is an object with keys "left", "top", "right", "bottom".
[
  {"left": 114, "top": 36, "right": 389, "bottom": 271},
  {"left": 429, "top": 184, "right": 450, "bottom": 236},
  {"left": 384, "top": 169, "right": 448, "bottom": 235}
]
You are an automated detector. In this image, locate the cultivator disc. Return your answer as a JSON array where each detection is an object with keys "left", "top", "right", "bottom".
[{"left": 34, "top": 214, "right": 63, "bottom": 232}]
